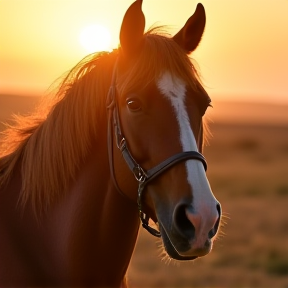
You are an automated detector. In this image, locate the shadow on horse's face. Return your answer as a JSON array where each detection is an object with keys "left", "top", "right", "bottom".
[{"left": 109, "top": 0, "right": 221, "bottom": 261}]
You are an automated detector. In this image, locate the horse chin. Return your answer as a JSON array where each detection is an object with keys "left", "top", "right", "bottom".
[{"left": 159, "top": 224, "right": 199, "bottom": 261}]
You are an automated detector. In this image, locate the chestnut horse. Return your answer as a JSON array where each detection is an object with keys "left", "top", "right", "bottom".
[{"left": 0, "top": 1, "right": 221, "bottom": 287}]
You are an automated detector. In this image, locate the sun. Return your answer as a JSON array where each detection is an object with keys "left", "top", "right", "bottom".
[{"left": 79, "top": 24, "right": 112, "bottom": 53}]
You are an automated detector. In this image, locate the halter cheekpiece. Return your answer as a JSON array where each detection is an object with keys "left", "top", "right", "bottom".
[{"left": 106, "top": 58, "right": 207, "bottom": 238}]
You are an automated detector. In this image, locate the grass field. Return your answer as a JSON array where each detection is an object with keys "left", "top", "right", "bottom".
[{"left": 1, "top": 95, "right": 288, "bottom": 287}]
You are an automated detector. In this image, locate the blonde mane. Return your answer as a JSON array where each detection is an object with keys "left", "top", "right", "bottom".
[{"left": 0, "top": 28, "right": 209, "bottom": 213}]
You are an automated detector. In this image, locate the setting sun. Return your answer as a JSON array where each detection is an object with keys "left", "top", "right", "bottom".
[
  {"left": 0, "top": 0, "right": 287, "bottom": 103},
  {"left": 79, "top": 24, "right": 112, "bottom": 53}
]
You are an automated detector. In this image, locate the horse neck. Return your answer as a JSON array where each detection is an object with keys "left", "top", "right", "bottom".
[
  {"left": 48, "top": 132, "right": 140, "bottom": 286},
  {"left": 0, "top": 128, "right": 140, "bottom": 287}
]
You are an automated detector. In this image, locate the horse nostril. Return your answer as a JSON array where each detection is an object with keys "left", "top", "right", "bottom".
[
  {"left": 174, "top": 202, "right": 221, "bottom": 240},
  {"left": 208, "top": 202, "right": 221, "bottom": 239},
  {"left": 174, "top": 204, "right": 195, "bottom": 239}
]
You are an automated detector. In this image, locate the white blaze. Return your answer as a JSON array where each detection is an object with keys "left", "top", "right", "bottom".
[
  {"left": 157, "top": 72, "right": 215, "bottom": 214},
  {"left": 156, "top": 72, "right": 197, "bottom": 152}
]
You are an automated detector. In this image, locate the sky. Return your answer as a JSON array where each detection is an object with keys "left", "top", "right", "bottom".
[{"left": 0, "top": 0, "right": 287, "bottom": 104}]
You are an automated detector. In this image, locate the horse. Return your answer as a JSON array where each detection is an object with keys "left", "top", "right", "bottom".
[{"left": 0, "top": 1, "right": 221, "bottom": 287}]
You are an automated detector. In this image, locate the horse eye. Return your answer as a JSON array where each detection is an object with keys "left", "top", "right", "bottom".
[{"left": 126, "top": 98, "right": 142, "bottom": 112}]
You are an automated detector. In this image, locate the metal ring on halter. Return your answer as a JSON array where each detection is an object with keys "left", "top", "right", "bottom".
[{"left": 133, "top": 165, "right": 147, "bottom": 183}]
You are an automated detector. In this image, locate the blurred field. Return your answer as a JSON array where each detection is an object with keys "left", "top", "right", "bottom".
[
  {"left": 128, "top": 103, "right": 288, "bottom": 288},
  {"left": 1, "top": 95, "right": 288, "bottom": 287}
]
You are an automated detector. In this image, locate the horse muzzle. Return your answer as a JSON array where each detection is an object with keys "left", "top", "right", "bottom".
[{"left": 158, "top": 201, "right": 221, "bottom": 260}]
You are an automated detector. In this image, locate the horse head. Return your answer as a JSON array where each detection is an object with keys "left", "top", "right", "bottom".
[{"left": 109, "top": 0, "right": 221, "bottom": 261}]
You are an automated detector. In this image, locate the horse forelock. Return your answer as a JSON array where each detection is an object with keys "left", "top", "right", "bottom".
[{"left": 118, "top": 28, "right": 199, "bottom": 94}]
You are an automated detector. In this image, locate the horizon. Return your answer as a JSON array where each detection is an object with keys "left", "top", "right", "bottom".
[
  {"left": 1, "top": 92, "right": 288, "bottom": 106},
  {"left": 1, "top": 94, "right": 287, "bottom": 128}
]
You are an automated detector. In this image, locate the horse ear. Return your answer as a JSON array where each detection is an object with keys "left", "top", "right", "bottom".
[
  {"left": 120, "top": 0, "right": 145, "bottom": 55},
  {"left": 173, "top": 3, "right": 206, "bottom": 53}
]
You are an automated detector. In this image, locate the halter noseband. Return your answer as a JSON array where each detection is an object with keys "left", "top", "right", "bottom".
[{"left": 106, "top": 59, "right": 207, "bottom": 238}]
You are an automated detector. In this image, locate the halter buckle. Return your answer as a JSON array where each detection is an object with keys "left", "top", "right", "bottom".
[
  {"left": 117, "top": 137, "right": 126, "bottom": 151},
  {"left": 133, "top": 165, "right": 147, "bottom": 183}
]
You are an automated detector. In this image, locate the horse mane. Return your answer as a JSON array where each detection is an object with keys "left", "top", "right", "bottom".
[
  {"left": 0, "top": 51, "right": 118, "bottom": 212},
  {"left": 0, "top": 27, "right": 209, "bottom": 213}
]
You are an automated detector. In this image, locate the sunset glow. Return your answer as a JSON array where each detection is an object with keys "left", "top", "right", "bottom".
[
  {"left": 79, "top": 24, "right": 112, "bottom": 53},
  {"left": 0, "top": 0, "right": 287, "bottom": 104}
]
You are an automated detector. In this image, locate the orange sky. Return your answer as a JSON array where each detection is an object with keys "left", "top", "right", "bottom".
[{"left": 0, "top": 0, "right": 287, "bottom": 104}]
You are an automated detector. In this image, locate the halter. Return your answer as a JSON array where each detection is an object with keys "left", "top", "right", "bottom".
[{"left": 106, "top": 59, "right": 207, "bottom": 238}]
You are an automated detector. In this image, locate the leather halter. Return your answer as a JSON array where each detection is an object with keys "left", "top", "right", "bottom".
[{"left": 106, "top": 59, "right": 207, "bottom": 238}]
